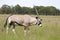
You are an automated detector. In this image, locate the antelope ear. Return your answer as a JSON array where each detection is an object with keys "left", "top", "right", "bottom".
[{"left": 36, "top": 16, "right": 38, "bottom": 19}]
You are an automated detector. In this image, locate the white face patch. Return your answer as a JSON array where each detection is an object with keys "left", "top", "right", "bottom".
[{"left": 39, "top": 24, "right": 42, "bottom": 27}]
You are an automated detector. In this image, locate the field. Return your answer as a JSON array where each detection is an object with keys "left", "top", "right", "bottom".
[{"left": 0, "top": 14, "right": 60, "bottom": 40}]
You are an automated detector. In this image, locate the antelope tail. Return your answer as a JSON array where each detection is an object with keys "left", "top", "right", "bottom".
[{"left": 4, "top": 17, "right": 8, "bottom": 28}]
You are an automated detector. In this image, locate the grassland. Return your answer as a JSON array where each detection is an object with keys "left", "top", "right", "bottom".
[{"left": 0, "top": 14, "right": 60, "bottom": 40}]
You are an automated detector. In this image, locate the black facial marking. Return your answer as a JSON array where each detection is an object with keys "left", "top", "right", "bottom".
[{"left": 38, "top": 21, "right": 42, "bottom": 25}]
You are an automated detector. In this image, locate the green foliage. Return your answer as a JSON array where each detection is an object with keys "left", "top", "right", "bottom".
[
  {"left": 22, "top": 7, "right": 32, "bottom": 14},
  {"left": 14, "top": 4, "right": 22, "bottom": 14},
  {"left": 0, "top": 4, "right": 11, "bottom": 14},
  {"left": 0, "top": 4, "right": 60, "bottom": 15}
]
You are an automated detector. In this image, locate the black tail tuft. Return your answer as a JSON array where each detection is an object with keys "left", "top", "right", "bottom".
[{"left": 4, "top": 17, "right": 8, "bottom": 29}]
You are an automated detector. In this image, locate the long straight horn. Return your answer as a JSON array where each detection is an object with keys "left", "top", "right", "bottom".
[{"left": 34, "top": 7, "right": 39, "bottom": 18}]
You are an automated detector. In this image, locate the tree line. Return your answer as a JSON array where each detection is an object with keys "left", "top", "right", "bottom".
[{"left": 0, "top": 4, "right": 60, "bottom": 15}]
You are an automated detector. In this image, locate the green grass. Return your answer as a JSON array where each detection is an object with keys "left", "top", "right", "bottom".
[{"left": 0, "top": 14, "right": 60, "bottom": 40}]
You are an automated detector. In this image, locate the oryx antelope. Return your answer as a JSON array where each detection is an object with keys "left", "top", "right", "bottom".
[
  {"left": 3, "top": 14, "right": 42, "bottom": 35},
  {"left": 3, "top": 8, "right": 42, "bottom": 35}
]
